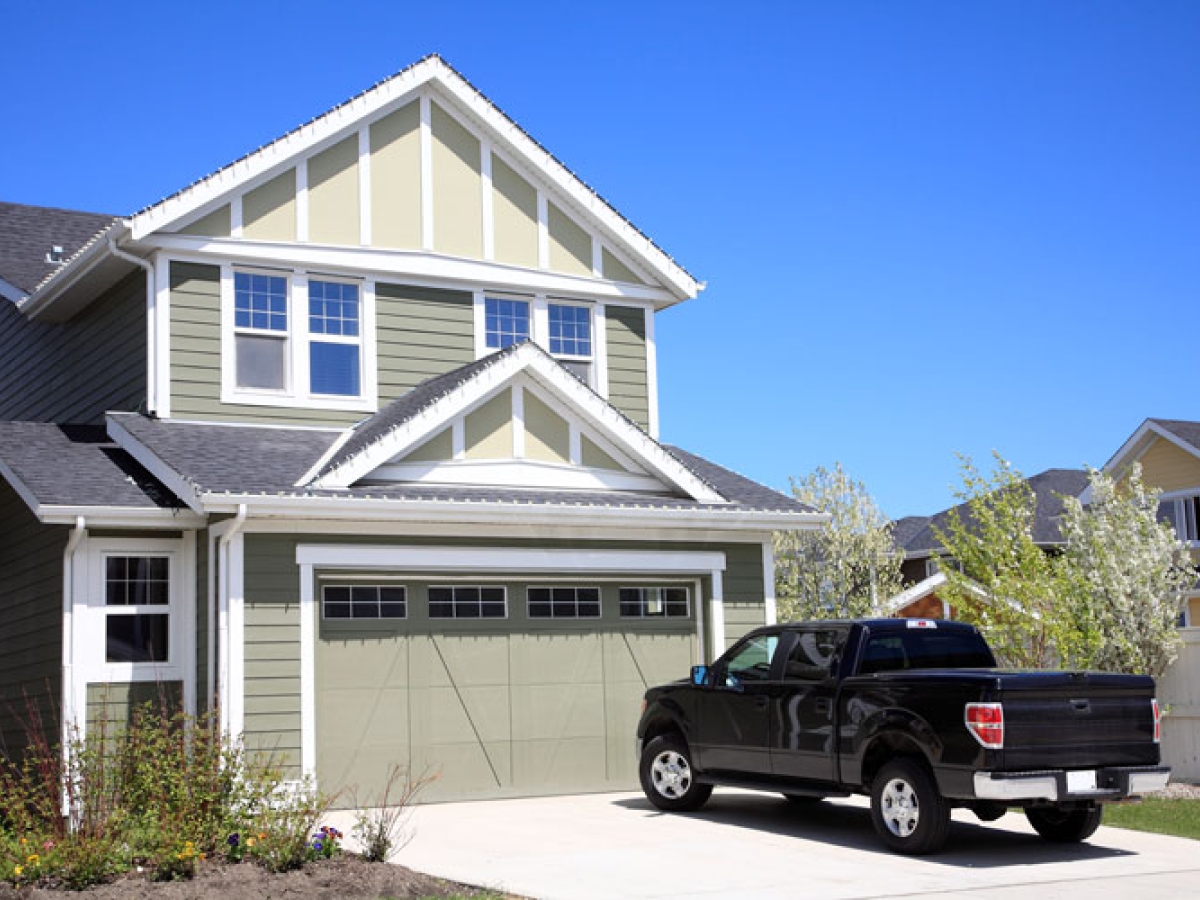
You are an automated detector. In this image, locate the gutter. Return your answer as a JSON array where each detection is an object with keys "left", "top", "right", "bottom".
[
  {"left": 20, "top": 221, "right": 124, "bottom": 320},
  {"left": 61, "top": 516, "right": 86, "bottom": 812},
  {"left": 213, "top": 505, "right": 248, "bottom": 730},
  {"left": 105, "top": 238, "right": 159, "bottom": 416}
]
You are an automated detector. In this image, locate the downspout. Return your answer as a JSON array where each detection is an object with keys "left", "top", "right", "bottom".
[
  {"left": 216, "top": 505, "right": 248, "bottom": 734},
  {"left": 107, "top": 238, "right": 157, "bottom": 415},
  {"left": 60, "top": 516, "right": 86, "bottom": 815}
]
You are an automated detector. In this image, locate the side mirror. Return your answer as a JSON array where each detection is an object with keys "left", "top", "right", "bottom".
[{"left": 691, "top": 665, "right": 709, "bottom": 686}]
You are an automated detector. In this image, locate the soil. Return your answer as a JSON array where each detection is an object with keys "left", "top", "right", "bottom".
[
  {"left": 1153, "top": 781, "right": 1200, "bottom": 800},
  {"left": 0, "top": 855, "right": 511, "bottom": 899}
]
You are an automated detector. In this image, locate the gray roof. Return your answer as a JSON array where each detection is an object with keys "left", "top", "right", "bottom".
[
  {"left": 1149, "top": 418, "right": 1200, "bottom": 452},
  {"left": 108, "top": 412, "right": 813, "bottom": 516},
  {"left": 890, "top": 515, "right": 931, "bottom": 548},
  {"left": 0, "top": 202, "right": 116, "bottom": 294},
  {"left": 0, "top": 422, "right": 185, "bottom": 511},
  {"left": 899, "top": 468, "right": 1089, "bottom": 556}
]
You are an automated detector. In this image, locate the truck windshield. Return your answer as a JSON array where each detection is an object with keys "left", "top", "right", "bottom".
[{"left": 859, "top": 629, "right": 996, "bottom": 674}]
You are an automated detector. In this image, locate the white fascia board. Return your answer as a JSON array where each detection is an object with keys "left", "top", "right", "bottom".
[
  {"left": 0, "top": 277, "right": 25, "bottom": 304},
  {"left": 200, "top": 491, "right": 826, "bottom": 531},
  {"left": 0, "top": 457, "right": 45, "bottom": 519},
  {"left": 369, "top": 458, "right": 668, "bottom": 493},
  {"left": 21, "top": 221, "right": 126, "bottom": 320},
  {"left": 1082, "top": 419, "right": 1200, "bottom": 505},
  {"left": 296, "top": 543, "right": 727, "bottom": 574},
  {"left": 137, "top": 235, "right": 678, "bottom": 307},
  {"left": 38, "top": 507, "right": 206, "bottom": 528},
  {"left": 105, "top": 415, "right": 204, "bottom": 512},
  {"left": 884, "top": 572, "right": 948, "bottom": 613}
]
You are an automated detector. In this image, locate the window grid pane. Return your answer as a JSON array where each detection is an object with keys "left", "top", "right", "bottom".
[
  {"left": 321, "top": 585, "right": 407, "bottom": 620},
  {"left": 527, "top": 586, "right": 601, "bottom": 619},
  {"left": 309, "top": 281, "right": 360, "bottom": 337},
  {"left": 429, "top": 585, "right": 508, "bottom": 619},
  {"left": 484, "top": 298, "right": 530, "bottom": 349},
  {"left": 548, "top": 304, "right": 592, "bottom": 357},
  {"left": 106, "top": 614, "right": 169, "bottom": 663},
  {"left": 234, "top": 272, "right": 288, "bottom": 332},
  {"left": 310, "top": 342, "right": 361, "bottom": 396},
  {"left": 619, "top": 587, "right": 690, "bottom": 618},
  {"left": 106, "top": 556, "right": 170, "bottom": 607}
]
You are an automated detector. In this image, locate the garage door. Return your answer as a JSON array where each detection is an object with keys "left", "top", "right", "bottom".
[{"left": 315, "top": 579, "right": 698, "bottom": 802}]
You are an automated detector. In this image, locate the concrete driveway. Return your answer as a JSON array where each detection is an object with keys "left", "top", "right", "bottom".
[{"left": 383, "top": 789, "right": 1200, "bottom": 899}]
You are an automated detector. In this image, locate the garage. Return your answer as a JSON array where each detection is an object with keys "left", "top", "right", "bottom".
[{"left": 314, "top": 577, "right": 699, "bottom": 802}]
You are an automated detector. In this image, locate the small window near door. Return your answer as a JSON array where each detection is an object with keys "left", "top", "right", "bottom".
[
  {"left": 619, "top": 587, "right": 689, "bottom": 618},
  {"left": 104, "top": 556, "right": 170, "bottom": 663},
  {"left": 322, "top": 585, "right": 407, "bottom": 620},
  {"left": 528, "top": 586, "right": 601, "bottom": 619},
  {"left": 429, "top": 586, "right": 507, "bottom": 619},
  {"left": 783, "top": 629, "right": 844, "bottom": 681}
]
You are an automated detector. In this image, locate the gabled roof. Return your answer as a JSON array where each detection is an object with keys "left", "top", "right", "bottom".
[
  {"left": 0, "top": 201, "right": 116, "bottom": 296},
  {"left": 303, "top": 341, "right": 723, "bottom": 502},
  {"left": 890, "top": 515, "right": 931, "bottom": 549},
  {"left": 1098, "top": 417, "right": 1200, "bottom": 477},
  {"left": 0, "top": 421, "right": 197, "bottom": 525},
  {"left": 898, "top": 468, "right": 1089, "bottom": 558},
  {"left": 24, "top": 54, "right": 701, "bottom": 316}
]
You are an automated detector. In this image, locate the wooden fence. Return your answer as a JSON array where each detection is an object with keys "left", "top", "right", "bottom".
[{"left": 1159, "top": 628, "right": 1200, "bottom": 782}]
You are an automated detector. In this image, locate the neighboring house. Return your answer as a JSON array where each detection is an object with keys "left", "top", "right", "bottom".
[
  {"left": 0, "top": 56, "right": 824, "bottom": 803},
  {"left": 888, "top": 469, "right": 1089, "bottom": 617}
]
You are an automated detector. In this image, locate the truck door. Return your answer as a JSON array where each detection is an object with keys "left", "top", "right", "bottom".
[
  {"left": 771, "top": 626, "right": 846, "bottom": 783},
  {"left": 696, "top": 632, "right": 782, "bottom": 775}
]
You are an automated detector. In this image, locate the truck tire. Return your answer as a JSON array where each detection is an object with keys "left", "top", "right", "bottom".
[
  {"left": 1025, "top": 805, "right": 1104, "bottom": 843},
  {"left": 639, "top": 735, "right": 712, "bottom": 812},
  {"left": 870, "top": 758, "right": 951, "bottom": 855}
]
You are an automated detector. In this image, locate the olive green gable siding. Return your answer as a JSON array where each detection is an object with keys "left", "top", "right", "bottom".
[
  {"left": 86, "top": 682, "right": 182, "bottom": 736},
  {"left": 720, "top": 542, "right": 768, "bottom": 649},
  {"left": 0, "top": 271, "right": 146, "bottom": 424},
  {"left": 604, "top": 305, "right": 650, "bottom": 431},
  {"left": 0, "top": 481, "right": 65, "bottom": 759},
  {"left": 169, "top": 265, "right": 473, "bottom": 425},
  {"left": 308, "top": 137, "right": 360, "bottom": 246}
]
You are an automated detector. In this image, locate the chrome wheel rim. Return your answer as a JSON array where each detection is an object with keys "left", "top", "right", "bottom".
[
  {"left": 650, "top": 750, "right": 693, "bottom": 800},
  {"left": 881, "top": 777, "right": 920, "bottom": 838}
]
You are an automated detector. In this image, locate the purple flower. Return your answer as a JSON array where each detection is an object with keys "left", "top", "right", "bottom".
[
  {"left": 312, "top": 840, "right": 324, "bottom": 851},
  {"left": 227, "top": 834, "right": 240, "bottom": 846}
]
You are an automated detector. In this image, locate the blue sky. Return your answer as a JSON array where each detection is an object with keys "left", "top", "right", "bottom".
[{"left": 4, "top": 1, "right": 1198, "bottom": 516}]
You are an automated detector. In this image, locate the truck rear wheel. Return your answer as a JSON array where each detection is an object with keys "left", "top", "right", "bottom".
[
  {"left": 639, "top": 735, "right": 712, "bottom": 812},
  {"left": 870, "top": 758, "right": 951, "bottom": 855},
  {"left": 1025, "top": 805, "right": 1103, "bottom": 843}
]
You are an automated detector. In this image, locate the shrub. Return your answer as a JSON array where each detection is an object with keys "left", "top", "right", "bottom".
[{"left": 351, "top": 764, "right": 438, "bottom": 863}]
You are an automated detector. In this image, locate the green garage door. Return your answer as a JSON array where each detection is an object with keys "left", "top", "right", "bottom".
[{"left": 315, "top": 579, "right": 697, "bottom": 802}]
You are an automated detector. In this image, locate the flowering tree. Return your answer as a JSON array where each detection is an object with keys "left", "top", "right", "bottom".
[
  {"left": 1059, "top": 464, "right": 1192, "bottom": 679},
  {"left": 774, "top": 462, "right": 903, "bottom": 621}
]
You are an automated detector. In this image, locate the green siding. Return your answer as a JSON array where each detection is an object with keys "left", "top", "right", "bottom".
[
  {"left": 605, "top": 305, "right": 650, "bottom": 430},
  {"left": 168, "top": 265, "right": 473, "bottom": 425},
  {"left": 0, "top": 271, "right": 146, "bottom": 424},
  {"left": 85, "top": 682, "right": 183, "bottom": 740},
  {"left": 0, "top": 482, "right": 65, "bottom": 759},
  {"left": 722, "top": 543, "right": 767, "bottom": 648}
]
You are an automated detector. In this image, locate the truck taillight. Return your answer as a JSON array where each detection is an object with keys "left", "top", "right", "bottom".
[
  {"left": 966, "top": 702, "right": 1004, "bottom": 749},
  {"left": 1152, "top": 699, "right": 1161, "bottom": 743}
]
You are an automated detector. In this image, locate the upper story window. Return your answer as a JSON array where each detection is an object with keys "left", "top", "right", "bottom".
[
  {"left": 1158, "top": 494, "right": 1200, "bottom": 543},
  {"left": 485, "top": 297, "right": 530, "bottom": 349},
  {"left": 548, "top": 302, "right": 592, "bottom": 382},
  {"left": 224, "top": 267, "right": 375, "bottom": 412}
]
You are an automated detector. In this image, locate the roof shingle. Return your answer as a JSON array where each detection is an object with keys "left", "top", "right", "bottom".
[{"left": 0, "top": 202, "right": 116, "bottom": 295}]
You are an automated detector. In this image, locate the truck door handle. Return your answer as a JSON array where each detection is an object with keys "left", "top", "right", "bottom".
[{"left": 755, "top": 696, "right": 769, "bottom": 709}]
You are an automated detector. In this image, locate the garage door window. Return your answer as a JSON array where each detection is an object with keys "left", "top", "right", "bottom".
[
  {"left": 322, "top": 585, "right": 407, "bottom": 620},
  {"left": 619, "top": 586, "right": 689, "bottom": 618},
  {"left": 528, "top": 586, "right": 601, "bottom": 619},
  {"left": 429, "top": 586, "right": 507, "bottom": 619}
]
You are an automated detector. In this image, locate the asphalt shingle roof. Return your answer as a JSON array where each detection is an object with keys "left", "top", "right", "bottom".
[
  {"left": 108, "top": 413, "right": 813, "bottom": 516},
  {"left": 898, "top": 468, "right": 1090, "bottom": 555},
  {"left": 0, "top": 422, "right": 185, "bottom": 511},
  {"left": 1149, "top": 418, "right": 1200, "bottom": 453},
  {"left": 0, "top": 202, "right": 116, "bottom": 295}
]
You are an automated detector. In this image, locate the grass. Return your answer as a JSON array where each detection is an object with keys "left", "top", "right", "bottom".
[{"left": 1103, "top": 797, "right": 1200, "bottom": 840}]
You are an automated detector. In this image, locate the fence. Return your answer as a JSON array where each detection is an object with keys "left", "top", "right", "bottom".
[{"left": 1159, "top": 628, "right": 1200, "bottom": 782}]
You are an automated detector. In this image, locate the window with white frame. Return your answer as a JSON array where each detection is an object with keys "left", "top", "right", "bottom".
[
  {"left": 234, "top": 272, "right": 289, "bottom": 391},
  {"left": 528, "top": 586, "right": 601, "bottom": 619},
  {"left": 484, "top": 297, "right": 530, "bottom": 349},
  {"left": 322, "top": 584, "right": 406, "bottom": 620},
  {"left": 1158, "top": 494, "right": 1200, "bottom": 543},
  {"left": 619, "top": 586, "right": 689, "bottom": 618},
  {"left": 547, "top": 302, "right": 592, "bottom": 382},
  {"left": 308, "top": 279, "right": 361, "bottom": 397},
  {"left": 104, "top": 556, "right": 171, "bottom": 663},
  {"left": 428, "top": 586, "right": 506, "bottom": 619}
]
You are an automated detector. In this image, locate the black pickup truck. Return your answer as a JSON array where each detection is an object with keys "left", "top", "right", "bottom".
[{"left": 635, "top": 618, "right": 1169, "bottom": 854}]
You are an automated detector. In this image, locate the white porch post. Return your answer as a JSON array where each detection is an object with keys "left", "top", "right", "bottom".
[{"left": 709, "top": 568, "right": 725, "bottom": 657}]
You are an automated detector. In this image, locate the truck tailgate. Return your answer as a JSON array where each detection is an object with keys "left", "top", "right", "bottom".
[{"left": 996, "top": 672, "right": 1159, "bottom": 769}]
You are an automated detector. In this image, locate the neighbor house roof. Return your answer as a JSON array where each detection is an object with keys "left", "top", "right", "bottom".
[
  {"left": 0, "top": 201, "right": 116, "bottom": 296},
  {"left": 1149, "top": 418, "right": 1200, "bottom": 452},
  {"left": 0, "top": 421, "right": 195, "bottom": 523},
  {"left": 898, "top": 468, "right": 1089, "bottom": 558}
]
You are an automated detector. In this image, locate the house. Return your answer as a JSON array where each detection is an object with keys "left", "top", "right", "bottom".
[
  {"left": 1089, "top": 417, "right": 1200, "bottom": 779},
  {"left": 0, "top": 56, "right": 825, "bottom": 802},
  {"left": 888, "top": 468, "right": 1089, "bottom": 617}
]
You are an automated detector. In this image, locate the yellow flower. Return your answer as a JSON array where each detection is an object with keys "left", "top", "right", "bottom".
[
  {"left": 258, "top": 832, "right": 266, "bottom": 840},
  {"left": 246, "top": 837, "right": 257, "bottom": 848},
  {"left": 18, "top": 838, "right": 26, "bottom": 846},
  {"left": 199, "top": 853, "right": 206, "bottom": 862},
  {"left": 13, "top": 866, "right": 23, "bottom": 877},
  {"left": 26, "top": 854, "right": 38, "bottom": 865}
]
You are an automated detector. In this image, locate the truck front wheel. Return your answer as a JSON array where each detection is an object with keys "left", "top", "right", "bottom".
[
  {"left": 869, "top": 758, "right": 951, "bottom": 855},
  {"left": 1025, "top": 805, "right": 1103, "bottom": 843},
  {"left": 639, "top": 735, "right": 713, "bottom": 812}
]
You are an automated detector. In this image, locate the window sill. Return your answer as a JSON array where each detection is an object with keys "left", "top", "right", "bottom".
[{"left": 220, "top": 389, "right": 378, "bottom": 414}]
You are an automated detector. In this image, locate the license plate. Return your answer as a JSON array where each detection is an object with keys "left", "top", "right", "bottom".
[{"left": 1067, "top": 770, "right": 1097, "bottom": 793}]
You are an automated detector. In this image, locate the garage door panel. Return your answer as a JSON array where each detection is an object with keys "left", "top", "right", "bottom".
[
  {"left": 620, "top": 633, "right": 695, "bottom": 685},
  {"left": 408, "top": 635, "right": 511, "bottom": 688},
  {"left": 411, "top": 741, "right": 511, "bottom": 800},
  {"left": 512, "top": 737, "right": 608, "bottom": 790},
  {"left": 511, "top": 683, "right": 605, "bottom": 741},
  {"left": 409, "top": 685, "right": 511, "bottom": 743},
  {"left": 320, "top": 638, "right": 409, "bottom": 690},
  {"left": 509, "top": 633, "right": 602, "bottom": 684},
  {"left": 317, "top": 688, "right": 410, "bottom": 799}
]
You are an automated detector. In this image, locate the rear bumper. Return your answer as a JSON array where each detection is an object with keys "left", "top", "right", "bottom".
[{"left": 973, "top": 765, "right": 1171, "bottom": 802}]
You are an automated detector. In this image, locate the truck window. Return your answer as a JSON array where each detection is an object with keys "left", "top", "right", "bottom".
[
  {"left": 724, "top": 634, "right": 780, "bottom": 685},
  {"left": 783, "top": 628, "right": 844, "bottom": 681},
  {"left": 859, "top": 629, "right": 996, "bottom": 674}
]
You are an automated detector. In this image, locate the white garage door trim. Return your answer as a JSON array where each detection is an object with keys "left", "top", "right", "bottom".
[{"left": 295, "top": 544, "right": 727, "bottom": 779}]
